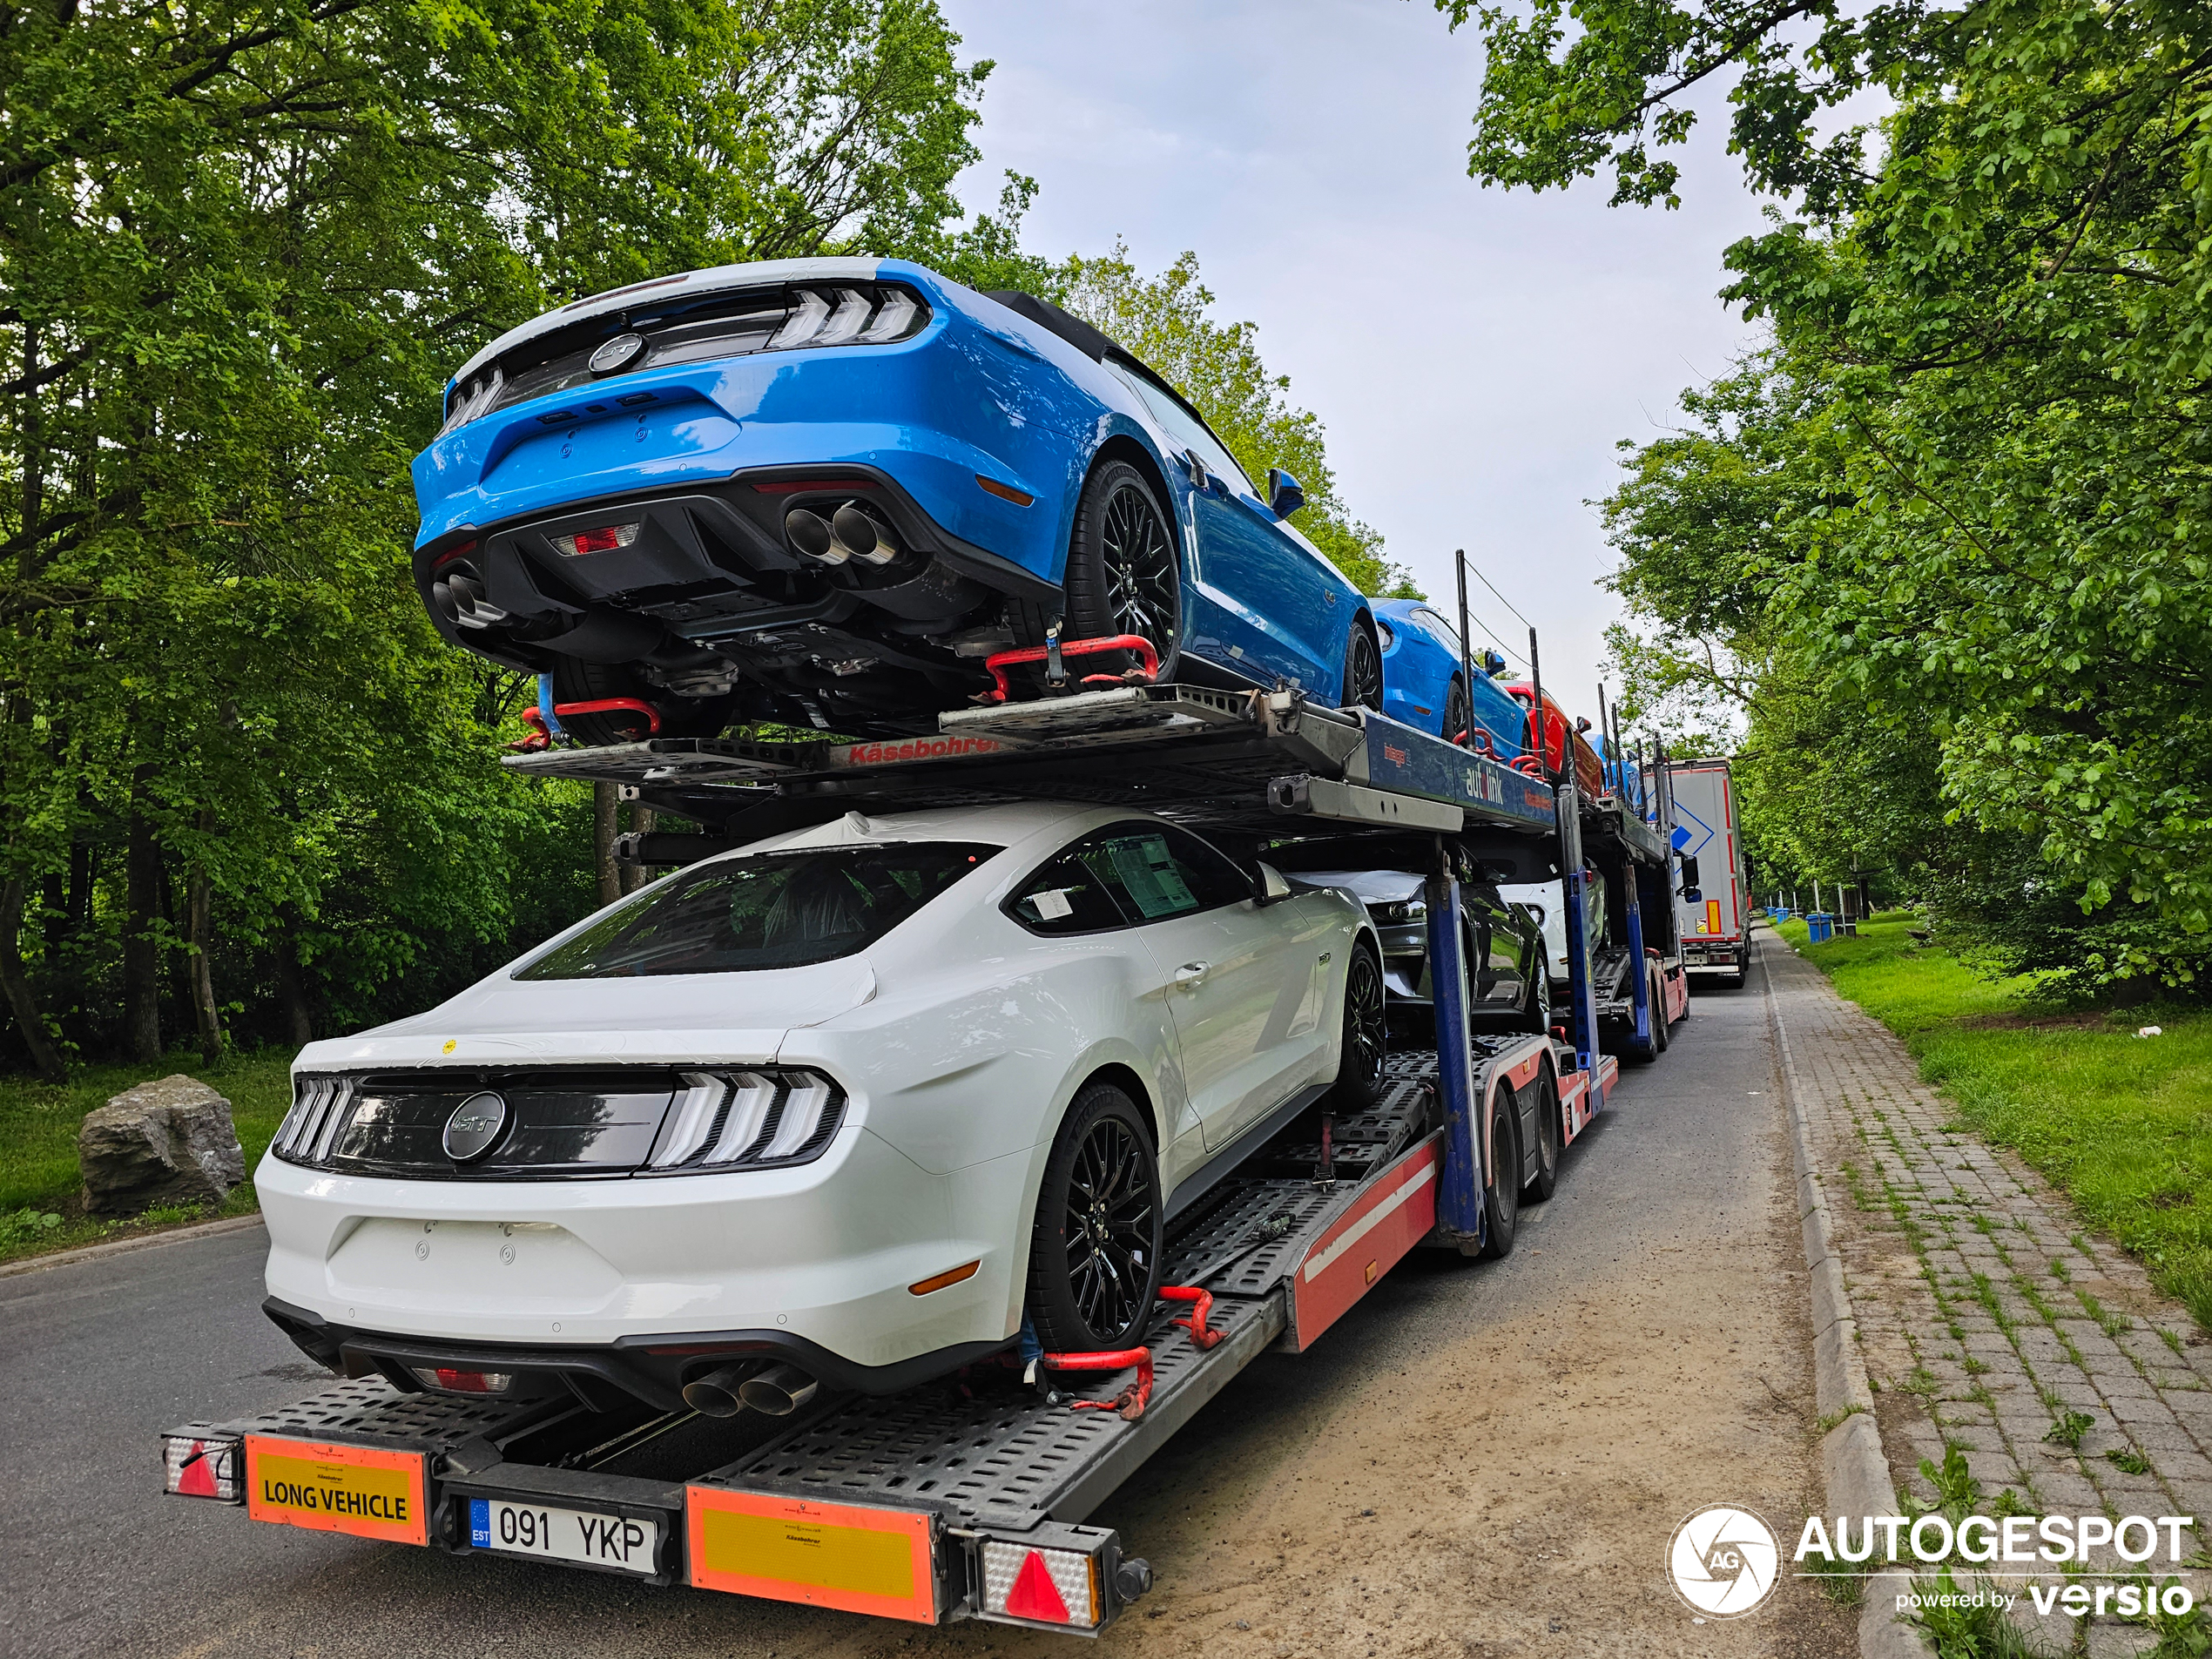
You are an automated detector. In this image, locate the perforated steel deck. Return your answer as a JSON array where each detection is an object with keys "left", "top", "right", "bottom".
[{"left": 219, "top": 1377, "right": 562, "bottom": 1453}]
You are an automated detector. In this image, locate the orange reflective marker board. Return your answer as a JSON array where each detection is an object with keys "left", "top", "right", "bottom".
[
  {"left": 687, "top": 1488, "right": 938, "bottom": 1622},
  {"left": 245, "top": 1435, "right": 428, "bottom": 1546}
]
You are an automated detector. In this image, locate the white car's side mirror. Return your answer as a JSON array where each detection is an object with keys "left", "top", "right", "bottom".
[{"left": 1254, "top": 861, "right": 1292, "bottom": 905}]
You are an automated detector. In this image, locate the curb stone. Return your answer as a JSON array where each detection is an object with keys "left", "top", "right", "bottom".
[
  {"left": 1762, "top": 931, "right": 1932, "bottom": 1659},
  {"left": 0, "top": 1212, "right": 263, "bottom": 1281}
]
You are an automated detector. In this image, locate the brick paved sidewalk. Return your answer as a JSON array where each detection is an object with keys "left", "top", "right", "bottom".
[{"left": 1764, "top": 930, "right": 2211, "bottom": 1655}]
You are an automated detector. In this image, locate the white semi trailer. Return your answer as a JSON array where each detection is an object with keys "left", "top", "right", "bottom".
[{"left": 1666, "top": 758, "right": 1750, "bottom": 987}]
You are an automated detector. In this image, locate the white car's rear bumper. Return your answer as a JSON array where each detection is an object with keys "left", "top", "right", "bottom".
[{"left": 257, "top": 1125, "right": 1034, "bottom": 1398}]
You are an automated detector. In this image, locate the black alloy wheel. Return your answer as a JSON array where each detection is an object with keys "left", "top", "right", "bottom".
[
  {"left": 1026, "top": 1083, "right": 1164, "bottom": 1352},
  {"left": 1476, "top": 1085, "right": 1521, "bottom": 1259},
  {"left": 1055, "top": 460, "right": 1181, "bottom": 684},
  {"left": 1444, "top": 677, "right": 1471, "bottom": 745},
  {"left": 1331, "top": 943, "right": 1387, "bottom": 1109},
  {"left": 1342, "top": 624, "right": 1384, "bottom": 712},
  {"left": 1521, "top": 1067, "right": 1561, "bottom": 1203}
]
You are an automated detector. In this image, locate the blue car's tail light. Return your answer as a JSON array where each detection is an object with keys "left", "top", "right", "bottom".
[
  {"left": 437, "top": 281, "right": 930, "bottom": 438},
  {"left": 644, "top": 1068, "right": 846, "bottom": 1173}
]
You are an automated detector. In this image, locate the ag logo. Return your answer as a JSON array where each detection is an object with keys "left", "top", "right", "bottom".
[{"left": 1668, "top": 1504, "right": 1779, "bottom": 1617}]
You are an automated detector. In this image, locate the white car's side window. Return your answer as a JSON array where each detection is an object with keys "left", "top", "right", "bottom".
[{"left": 1008, "top": 823, "right": 1252, "bottom": 936}]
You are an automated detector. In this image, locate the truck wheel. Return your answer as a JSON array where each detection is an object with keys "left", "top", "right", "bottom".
[
  {"left": 1052, "top": 460, "right": 1181, "bottom": 684},
  {"left": 1329, "top": 942, "right": 1387, "bottom": 1109},
  {"left": 1476, "top": 1089, "right": 1520, "bottom": 1259},
  {"left": 1652, "top": 968, "right": 1671, "bottom": 1053},
  {"left": 1026, "top": 1083, "right": 1164, "bottom": 1352},
  {"left": 1521, "top": 1067, "right": 1561, "bottom": 1203}
]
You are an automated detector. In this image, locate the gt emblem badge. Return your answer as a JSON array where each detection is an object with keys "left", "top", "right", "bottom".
[{"left": 443, "top": 1092, "right": 509, "bottom": 1163}]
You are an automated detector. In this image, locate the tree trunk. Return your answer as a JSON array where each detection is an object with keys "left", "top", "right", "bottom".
[
  {"left": 186, "top": 815, "right": 222, "bottom": 1068},
  {"left": 622, "top": 805, "right": 657, "bottom": 894},
  {"left": 0, "top": 879, "right": 67, "bottom": 1083},
  {"left": 274, "top": 909, "right": 314, "bottom": 1048},
  {"left": 123, "top": 767, "right": 161, "bottom": 1063},
  {"left": 595, "top": 782, "right": 622, "bottom": 907}
]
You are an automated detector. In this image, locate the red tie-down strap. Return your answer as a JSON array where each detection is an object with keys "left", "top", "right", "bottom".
[
  {"left": 554, "top": 697, "right": 663, "bottom": 737},
  {"left": 1040, "top": 1347, "right": 1153, "bottom": 1420},
  {"left": 1158, "top": 1285, "right": 1223, "bottom": 1350},
  {"left": 982, "top": 634, "right": 1160, "bottom": 703},
  {"left": 504, "top": 707, "right": 554, "bottom": 753}
]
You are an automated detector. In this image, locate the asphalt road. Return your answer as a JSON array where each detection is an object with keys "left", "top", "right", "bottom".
[{"left": 2, "top": 944, "right": 1844, "bottom": 1657}]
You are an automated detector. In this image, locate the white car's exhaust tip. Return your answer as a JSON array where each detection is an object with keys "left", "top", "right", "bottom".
[
  {"left": 738, "top": 1362, "right": 819, "bottom": 1416},
  {"left": 679, "top": 1359, "right": 819, "bottom": 1417}
]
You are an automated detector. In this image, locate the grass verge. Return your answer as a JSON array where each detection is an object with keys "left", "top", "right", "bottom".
[
  {"left": 0, "top": 1050, "right": 293, "bottom": 1265},
  {"left": 1776, "top": 913, "right": 2212, "bottom": 1331}
]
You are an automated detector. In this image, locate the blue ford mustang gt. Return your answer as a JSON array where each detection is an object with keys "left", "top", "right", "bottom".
[
  {"left": 1371, "top": 598, "right": 1526, "bottom": 761},
  {"left": 411, "top": 258, "right": 1381, "bottom": 741}
]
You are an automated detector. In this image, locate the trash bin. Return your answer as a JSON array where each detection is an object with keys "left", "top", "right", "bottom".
[{"left": 1807, "top": 912, "right": 1834, "bottom": 943}]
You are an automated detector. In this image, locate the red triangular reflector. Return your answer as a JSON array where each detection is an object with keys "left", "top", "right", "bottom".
[
  {"left": 176, "top": 1442, "right": 218, "bottom": 1498},
  {"left": 1005, "top": 1548, "right": 1070, "bottom": 1622}
]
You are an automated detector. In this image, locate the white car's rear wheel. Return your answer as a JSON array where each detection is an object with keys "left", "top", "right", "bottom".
[
  {"left": 1330, "top": 942, "right": 1387, "bottom": 1109},
  {"left": 1027, "top": 1083, "right": 1163, "bottom": 1352}
]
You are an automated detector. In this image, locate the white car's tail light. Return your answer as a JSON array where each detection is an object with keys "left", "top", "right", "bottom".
[
  {"left": 162, "top": 1433, "right": 243, "bottom": 1503},
  {"left": 272, "top": 1074, "right": 358, "bottom": 1162},
  {"left": 644, "top": 1067, "right": 846, "bottom": 1173},
  {"left": 979, "top": 1539, "right": 1102, "bottom": 1628}
]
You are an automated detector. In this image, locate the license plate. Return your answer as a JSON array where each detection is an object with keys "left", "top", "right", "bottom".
[{"left": 469, "top": 1496, "right": 659, "bottom": 1574}]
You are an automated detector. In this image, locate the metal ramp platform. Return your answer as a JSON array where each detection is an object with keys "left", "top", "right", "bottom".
[{"left": 501, "top": 684, "right": 1562, "bottom": 842}]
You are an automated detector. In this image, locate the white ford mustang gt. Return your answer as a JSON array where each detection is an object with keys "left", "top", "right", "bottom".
[{"left": 258, "top": 800, "right": 1384, "bottom": 1415}]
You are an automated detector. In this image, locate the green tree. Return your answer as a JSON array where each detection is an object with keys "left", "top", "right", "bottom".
[
  {"left": 1455, "top": 0, "right": 2212, "bottom": 988},
  {"left": 0, "top": 0, "right": 1006, "bottom": 1075}
]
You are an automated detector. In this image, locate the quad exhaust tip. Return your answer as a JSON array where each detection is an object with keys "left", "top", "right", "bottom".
[
  {"left": 679, "top": 1359, "right": 819, "bottom": 1418},
  {"left": 784, "top": 502, "right": 899, "bottom": 567}
]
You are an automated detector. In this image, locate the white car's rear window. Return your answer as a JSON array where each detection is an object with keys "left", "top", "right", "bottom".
[{"left": 518, "top": 842, "right": 1001, "bottom": 978}]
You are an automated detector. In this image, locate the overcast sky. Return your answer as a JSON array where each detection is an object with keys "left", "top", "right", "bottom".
[{"left": 940, "top": 0, "right": 1772, "bottom": 725}]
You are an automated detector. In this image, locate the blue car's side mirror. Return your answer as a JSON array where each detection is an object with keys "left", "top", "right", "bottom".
[
  {"left": 1267, "top": 469, "right": 1305, "bottom": 518},
  {"left": 1482, "top": 649, "right": 1508, "bottom": 677}
]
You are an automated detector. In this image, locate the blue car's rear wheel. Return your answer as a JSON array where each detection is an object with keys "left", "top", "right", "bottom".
[
  {"left": 1057, "top": 460, "right": 1179, "bottom": 685},
  {"left": 1342, "top": 623, "right": 1384, "bottom": 712}
]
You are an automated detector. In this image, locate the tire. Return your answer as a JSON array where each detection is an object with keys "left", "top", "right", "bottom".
[
  {"left": 1341, "top": 623, "right": 1383, "bottom": 712},
  {"left": 1653, "top": 968, "right": 1671, "bottom": 1053},
  {"left": 1025, "top": 1083, "right": 1165, "bottom": 1353},
  {"left": 1521, "top": 1066, "right": 1561, "bottom": 1203},
  {"left": 1330, "top": 942, "right": 1387, "bottom": 1109},
  {"left": 1055, "top": 460, "right": 1181, "bottom": 684},
  {"left": 549, "top": 657, "right": 736, "bottom": 747},
  {"left": 1443, "top": 676, "right": 1470, "bottom": 745},
  {"left": 1477, "top": 1087, "right": 1521, "bottom": 1259}
]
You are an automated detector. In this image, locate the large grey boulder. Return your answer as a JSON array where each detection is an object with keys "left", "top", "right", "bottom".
[{"left": 79, "top": 1074, "right": 246, "bottom": 1216}]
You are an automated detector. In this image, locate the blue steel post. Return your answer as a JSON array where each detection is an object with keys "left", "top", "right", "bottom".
[{"left": 1426, "top": 846, "right": 1483, "bottom": 1244}]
